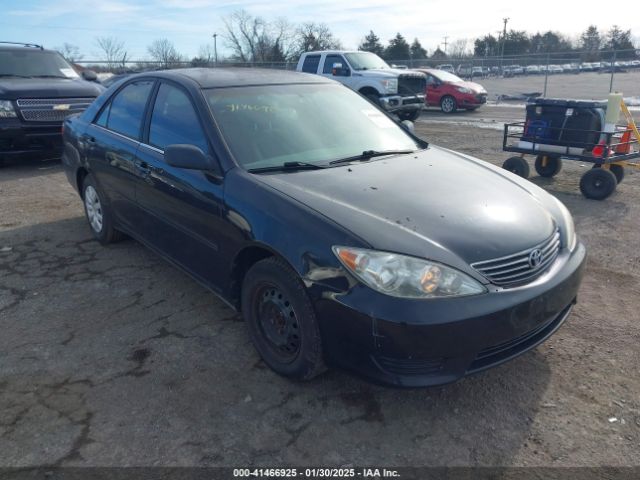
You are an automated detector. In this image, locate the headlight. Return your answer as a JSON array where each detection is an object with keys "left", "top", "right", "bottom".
[
  {"left": 333, "top": 246, "right": 486, "bottom": 299},
  {"left": 554, "top": 198, "right": 577, "bottom": 252},
  {"left": 381, "top": 79, "right": 398, "bottom": 94},
  {"left": 0, "top": 100, "right": 17, "bottom": 118},
  {"left": 455, "top": 86, "right": 472, "bottom": 94}
]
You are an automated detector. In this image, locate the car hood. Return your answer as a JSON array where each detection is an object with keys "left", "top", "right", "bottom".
[
  {"left": 254, "top": 146, "right": 556, "bottom": 269},
  {"left": 0, "top": 77, "right": 103, "bottom": 99},
  {"left": 446, "top": 80, "right": 486, "bottom": 94}
]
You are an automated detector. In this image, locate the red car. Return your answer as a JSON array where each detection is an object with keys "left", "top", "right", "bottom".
[{"left": 415, "top": 68, "right": 488, "bottom": 113}]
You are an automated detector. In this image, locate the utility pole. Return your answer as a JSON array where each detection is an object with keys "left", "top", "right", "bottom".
[
  {"left": 212, "top": 32, "right": 218, "bottom": 65},
  {"left": 443, "top": 36, "right": 448, "bottom": 54},
  {"left": 500, "top": 17, "right": 509, "bottom": 73}
]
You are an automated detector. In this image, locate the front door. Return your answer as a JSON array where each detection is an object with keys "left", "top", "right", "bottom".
[{"left": 134, "top": 81, "right": 226, "bottom": 292}]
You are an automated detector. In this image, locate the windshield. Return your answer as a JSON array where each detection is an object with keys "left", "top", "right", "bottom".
[
  {"left": 206, "top": 84, "right": 419, "bottom": 170},
  {"left": 0, "top": 50, "right": 78, "bottom": 78},
  {"left": 344, "top": 52, "right": 390, "bottom": 70},
  {"left": 433, "top": 70, "right": 464, "bottom": 83}
]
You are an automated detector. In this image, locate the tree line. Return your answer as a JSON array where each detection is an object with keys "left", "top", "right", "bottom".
[{"left": 55, "top": 11, "right": 638, "bottom": 69}]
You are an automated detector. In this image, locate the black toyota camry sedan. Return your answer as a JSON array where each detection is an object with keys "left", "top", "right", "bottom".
[{"left": 61, "top": 68, "right": 586, "bottom": 387}]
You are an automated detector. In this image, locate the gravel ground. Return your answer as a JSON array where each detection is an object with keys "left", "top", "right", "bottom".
[{"left": 0, "top": 106, "right": 639, "bottom": 468}]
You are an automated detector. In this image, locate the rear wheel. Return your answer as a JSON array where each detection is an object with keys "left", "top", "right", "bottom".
[
  {"left": 580, "top": 168, "right": 617, "bottom": 200},
  {"left": 534, "top": 155, "right": 562, "bottom": 177},
  {"left": 440, "top": 95, "right": 457, "bottom": 113},
  {"left": 82, "top": 174, "right": 124, "bottom": 245},
  {"left": 609, "top": 164, "right": 625, "bottom": 184},
  {"left": 502, "top": 156, "right": 530, "bottom": 178},
  {"left": 241, "top": 257, "right": 326, "bottom": 381}
]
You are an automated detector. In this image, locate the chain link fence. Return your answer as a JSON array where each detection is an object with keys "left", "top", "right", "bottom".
[{"left": 77, "top": 48, "right": 640, "bottom": 103}]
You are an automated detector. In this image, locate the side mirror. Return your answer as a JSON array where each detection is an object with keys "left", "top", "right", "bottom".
[
  {"left": 400, "top": 120, "right": 415, "bottom": 134},
  {"left": 165, "top": 144, "right": 213, "bottom": 170},
  {"left": 81, "top": 70, "right": 98, "bottom": 82}
]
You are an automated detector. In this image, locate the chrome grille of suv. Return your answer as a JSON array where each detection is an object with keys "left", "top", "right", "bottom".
[
  {"left": 471, "top": 230, "right": 561, "bottom": 287},
  {"left": 17, "top": 98, "right": 94, "bottom": 122}
]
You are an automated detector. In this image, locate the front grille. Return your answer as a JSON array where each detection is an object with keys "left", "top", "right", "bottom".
[
  {"left": 398, "top": 74, "right": 426, "bottom": 96},
  {"left": 375, "top": 355, "right": 444, "bottom": 376},
  {"left": 471, "top": 230, "right": 561, "bottom": 287},
  {"left": 20, "top": 109, "right": 78, "bottom": 122},
  {"left": 17, "top": 97, "right": 94, "bottom": 123}
]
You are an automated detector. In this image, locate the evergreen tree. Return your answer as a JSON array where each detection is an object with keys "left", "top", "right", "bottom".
[
  {"left": 384, "top": 33, "right": 410, "bottom": 60},
  {"left": 358, "top": 30, "right": 384, "bottom": 56},
  {"left": 409, "top": 38, "right": 427, "bottom": 59}
]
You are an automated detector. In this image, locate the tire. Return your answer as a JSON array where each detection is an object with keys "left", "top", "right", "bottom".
[
  {"left": 81, "top": 174, "right": 124, "bottom": 245},
  {"left": 534, "top": 155, "right": 562, "bottom": 177},
  {"left": 502, "top": 156, "right": 530, "bottom": 178},
  {"left": 397, "top": 110, "right": 421, "bottom": 121},
  {"left": 579, "top": 168, "right": 617, "bottom": 200},
  {"left": 440, "top": 95, "right": 457, "bottom": 113},
  {"left": 365, "top": 93, "right": 380, "bottom": 106},
  {"left": 609, "top": 164, "right": 625, "bottom": 184},
  {"left": 241, "top": 257, "right": 326, "bottom": 381}
]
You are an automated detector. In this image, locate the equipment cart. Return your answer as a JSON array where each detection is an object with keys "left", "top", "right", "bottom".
[{"left": 501, "top": 97, "right": 640, "bottom": 200}]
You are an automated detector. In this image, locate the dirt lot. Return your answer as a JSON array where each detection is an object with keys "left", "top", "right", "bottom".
[{"left": 1, "top": 106, "right": 639, "bottom": 468}]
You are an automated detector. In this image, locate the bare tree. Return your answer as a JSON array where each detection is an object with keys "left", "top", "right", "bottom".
[
  {"left": 147, "top": 39, "right": 183, "bottom": 69},
  {"left": 222, "top": 10, "right": 304, "bottom": 63},
  {"left": 296, "top": 22, "right": 342, "bottom": 55},
  {"left": 95, "top": 36, "right": 127, "bottom": 70},
  {"left": 55, "top": 43, "right": 83, "bottom": 63},
  {"left": 448, "top": 38, "right": 471, "bottom": 58}
]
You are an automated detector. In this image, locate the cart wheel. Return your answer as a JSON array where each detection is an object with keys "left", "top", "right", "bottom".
[
  {"left": 580, "top": 168, "right": 617, "bottom": 200},
  {"left": 502, "top": 156, "right": 530, "bottom": 178},
  {"left": 609, "top": 164, "right": 625, "bottom": 184},
  {"left": 534, "top": 155, "right": 562, "bottom": 177}
]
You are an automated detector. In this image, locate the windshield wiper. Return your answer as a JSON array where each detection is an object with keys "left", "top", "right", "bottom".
[
  {"left": 32, "top": 74, "right": 68, "bottom": 78},
  {"left": 0, "top": 74, "right": 31, "bottom": 78},
  {"left": 329, "top": 149, "right": 415, "bottom": 166},
  {"left": 247, "top": 161, "right": 327, "bottom": 174}
]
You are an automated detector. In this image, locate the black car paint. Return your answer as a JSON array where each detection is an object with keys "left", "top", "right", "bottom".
[{"left": 62, "top": 69, "right": 586, "bottom": 387}]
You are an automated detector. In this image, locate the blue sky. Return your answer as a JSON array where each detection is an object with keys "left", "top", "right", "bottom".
[{"left": 1, "top": 0, "right": 638, "bottom": 60}]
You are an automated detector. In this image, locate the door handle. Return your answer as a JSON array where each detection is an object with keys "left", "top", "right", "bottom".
[{"left": 134, "top": 159, "right": 151, "bottom": 176}]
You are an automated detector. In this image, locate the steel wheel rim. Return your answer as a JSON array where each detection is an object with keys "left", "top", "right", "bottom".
[
  {"left": 84, "top": 185, "right": 103, "bottom": 233},
  {"left": 254, "top": 284, "right": 300, "bottom": 363}
]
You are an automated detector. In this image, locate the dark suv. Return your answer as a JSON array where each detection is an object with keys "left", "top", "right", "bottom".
[{"left": 0, "top": 42, "right": 103, "bottom": 166}]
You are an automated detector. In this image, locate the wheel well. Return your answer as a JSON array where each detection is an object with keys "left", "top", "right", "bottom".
[
  {"left": 76, "top": 167, "right": 89, "bottom": 198},
  {"left": 229, "top": 246, "right": 274, "bottom": 309},
  {"left": 358, "top": 87, "right": 379, "bottom": 98}
]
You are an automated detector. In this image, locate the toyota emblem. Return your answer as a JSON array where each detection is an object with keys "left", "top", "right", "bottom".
[{"left": 528, "top": 249, "right": 543, "bottom": 269}]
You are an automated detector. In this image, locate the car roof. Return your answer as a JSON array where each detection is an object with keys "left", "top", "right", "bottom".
[
  {"left": 133, "top": 67, "right": 334, "bottom": 88},
  {"left": 0, "top": 45, "right": 51, "bottom": 53}
]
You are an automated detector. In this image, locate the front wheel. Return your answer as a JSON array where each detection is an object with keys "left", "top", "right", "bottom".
[
  {"left": 580, "top": 168, "right": 617, "bottom": 200},
  {"left": 241, "top": 257, "right": 326, "bottom": 381},
  {"left": 440, "top": 95, "right": 457, "bottom": 113},
  {"left": 82, "top": 174, "right": 124, "bottom": 245}
]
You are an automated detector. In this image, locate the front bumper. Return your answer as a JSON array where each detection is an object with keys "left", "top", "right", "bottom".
[
  {"left": 313, "top": 242, "right": 586, "bottom": 387},
  {"left": 0, "top": 119, "right": 63, "bottom": 159},
  {"left": 459, "top": 92, "right": 487, "bottom": 108},
  {"left": 379, "top": 94, "right": 425, "bottom": 112}
]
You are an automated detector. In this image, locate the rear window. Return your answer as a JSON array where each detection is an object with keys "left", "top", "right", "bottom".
[
  {"left": 301, "top": 55, "right": 321, "bottom": 74},
  {"left": 98, "top": 80, "right": 154, "bottom": 140}
]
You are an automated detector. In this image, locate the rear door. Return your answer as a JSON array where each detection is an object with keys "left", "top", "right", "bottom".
[
  {"left": 134, "top": 81, "right": 227, "bottom": 291},
  {"left": 83, "top": 79, "right": 155, "bottom": 230}
]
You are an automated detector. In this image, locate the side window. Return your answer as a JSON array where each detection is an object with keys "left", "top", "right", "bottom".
[
  {"left": 426, "top": 75, "right": 438, "bottom": 86},
  {"left": 301, "top": 55, "right": 321, "bottom": 73},
  {"left": 102, "top": 80, "right": 154, "bottom": 139},
  {"left": 95, "top": 103, "right": 110, "bottom": 127},
  {"left": 148, "top": 83, "right": 208, "bottom": 153},
  {"left": 323, "top": 55, "right": 345, "bottom": 74}
]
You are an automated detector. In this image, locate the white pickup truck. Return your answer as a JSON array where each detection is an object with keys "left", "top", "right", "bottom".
[{"left": 296, "top": 50, "right": 426, "bottom": 121}]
